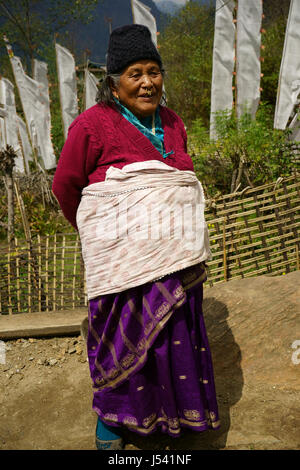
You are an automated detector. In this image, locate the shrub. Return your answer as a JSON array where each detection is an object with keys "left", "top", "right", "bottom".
[{"left": 188, "top": 104, "right": 299, "bottom": 197}]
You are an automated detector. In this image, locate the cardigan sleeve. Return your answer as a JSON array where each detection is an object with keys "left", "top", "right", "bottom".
[{"left": 52, "top": 117, "right": 102, "bottom": 230}]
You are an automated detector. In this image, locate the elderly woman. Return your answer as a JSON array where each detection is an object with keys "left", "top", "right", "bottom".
[{"left": 52, "top": 24, "right": 220, "bottom": 450}]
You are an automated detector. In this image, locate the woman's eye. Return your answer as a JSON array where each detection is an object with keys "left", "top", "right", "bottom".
[{"left": 129, "top": 72, "right": 160, "bottom": 79}]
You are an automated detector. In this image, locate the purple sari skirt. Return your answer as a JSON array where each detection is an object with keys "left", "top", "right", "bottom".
[{"left": 87, "top": 262, "right": 220, "bottom": 437}]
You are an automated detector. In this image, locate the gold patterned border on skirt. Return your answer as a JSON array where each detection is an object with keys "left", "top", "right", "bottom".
[
  {"left": 92, "top": 264, "right": 206, "bottom": 392},
  {"left": 93, "top": 297, "right": 186, "bottom": 392},
  {"left": 102, "top": 408, "right": 220, "bottom": 435}
]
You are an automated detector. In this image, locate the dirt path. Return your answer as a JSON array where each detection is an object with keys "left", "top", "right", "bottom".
[
  {"left": 0, "top": 334, "right": 213, "bottom": 451},
  {"left": 1, "top": 333, "right": 298, "bottom": 451},
  {"left": 1, "top": 272, "right": 299, "bottom": 450}
]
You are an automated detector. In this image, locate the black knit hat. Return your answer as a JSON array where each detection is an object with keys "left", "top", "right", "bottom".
[{"left": 106, "top": 24, "right": 162, "bottom": 74}]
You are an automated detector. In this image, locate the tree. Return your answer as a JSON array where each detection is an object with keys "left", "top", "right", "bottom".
[
  {"left": 158, "top": 2, "right": 215, "bottom": 127},
  {"left": 0, "top": 0, "right": 98, "bottom": 74}
]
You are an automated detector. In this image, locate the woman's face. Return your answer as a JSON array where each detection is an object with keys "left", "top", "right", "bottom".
[{"left": 111, "top": 59, "right": 163, "bottom": 119}]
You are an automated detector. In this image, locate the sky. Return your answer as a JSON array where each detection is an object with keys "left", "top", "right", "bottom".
[{"left": 152, "top": 0, "right": 189, "bottom": 9}]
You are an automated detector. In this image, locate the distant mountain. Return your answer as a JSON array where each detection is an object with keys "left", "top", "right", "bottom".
[
  {"left": 69, "top": 0, "right": 167, "bottom": 65},
  {"left": 153, "top": 0, "right": 210, "bottom": 15},
  {"left": 153, "top": 1, "right": 188, "bottom": 15},
  {"left": 0, "top": 0, "right": 210, "bottom": 66},
  {"left": 72, "top": 0, "right": 210, "bottom": 64}
]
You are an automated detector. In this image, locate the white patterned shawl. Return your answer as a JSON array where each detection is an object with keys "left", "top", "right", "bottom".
[{"left": 76, "top": 161, "right": 211, "bottom": 299}]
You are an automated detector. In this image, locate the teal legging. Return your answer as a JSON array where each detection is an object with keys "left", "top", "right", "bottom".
[{"left": 96, "top": 416, "right": 122, "bottom": 441}]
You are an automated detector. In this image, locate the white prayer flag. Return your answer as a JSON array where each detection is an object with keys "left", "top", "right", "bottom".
[
  {"left": 17, "top": 115, "right": 34, "bottom": 171},
  {"left": 4, "top": 37, "right": 56, "bottom": 170},
  {"left": 84, "top": 69, "right": 99, "bottom": 110},
  {"left": 10, "top": 56, "right": 56, "bottom": 170},
  {"left": 0, "top": 77, "right": 27, "bottom": 173},
  {"left": 236, "top": 0, "right": 262, "bottom": 119},
  {"left": 131, "top": 0, "right": 157, "bottom": 46},
  {"left": 274, "top": 0, "right": 300, "bottom": 129},
  {"left": 32, "top": 58, "right": 56, "bottom": 170},
  {"left": 33, "top": 59, "right": 49, "bottom": 95},
  {"left": 55, "top": 43, "right": 78, "bottom": 139},
  {"left": 210, "top": 0, "right": 236, "bottom": 139}
]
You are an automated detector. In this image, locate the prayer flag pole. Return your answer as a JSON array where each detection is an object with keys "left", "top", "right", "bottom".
[{"left": 3, "top": 34, "right": 38, "bottom": 168}]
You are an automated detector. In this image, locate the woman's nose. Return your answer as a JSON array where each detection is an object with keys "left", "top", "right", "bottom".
[{"left": 141, "top": 74, "right": 153, "bottom": 87}]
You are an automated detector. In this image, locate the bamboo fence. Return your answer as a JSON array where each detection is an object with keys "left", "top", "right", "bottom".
[
  {"left": 0, "top": 174, "right": 299, "bottom": 315},
  {"left": 204, "top": 174, "right": 299, "bottom": 285},
  {"left": 0, "top": 233, "right": 87, "bottom": 315}
]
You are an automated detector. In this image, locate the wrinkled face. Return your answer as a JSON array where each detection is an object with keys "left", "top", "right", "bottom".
[{"left": 111, "top": 59, "right": 163, "bottom": 119}]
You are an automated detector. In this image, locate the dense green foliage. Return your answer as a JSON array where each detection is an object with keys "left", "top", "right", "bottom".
[
  {"left": 159, "top": 2, "right": 214, "bottom": 127},
  {"left": 159, "top": 1, "right": 291, "bottom": 126},
  {"left": 188, "top": 106, "right": 299, "bottom": 197},
  {"left": 158, "top": 1, "right": 298, "bottom": 198}
]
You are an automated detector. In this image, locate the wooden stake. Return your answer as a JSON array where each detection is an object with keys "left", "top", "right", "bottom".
[
  {"left": 37, "top": 234, "right": 42, "bottom": 312},
  {"left": 6, "top": 172, "right": 14, "bottom": 244},
  {"left": 72, "top": 238, "right": 78, "bottom": 309},
  {"left": 233, "top": 0, "right": 238, "bottom": 118},
  {"left": 223, "top": 218, "right": 227, "bottom": 281},
  {"left": 15, "top": 237, "right": 21, "bottom": 313},
  {"left": 27, "top": 239, "right": 32, "bottom": 313},
  {"left": 53, "top": 234, "right": 57, "bottom": 311},
  {"left": 60, "top": 235, "right": 65, "bottom": 307},
  {"left": 45, "top": 235, "right": 49, "bottom": 312},
  {"left": 130, "top": 0, "right": 135, "bottom": 23},
  {"left": 7, "top": 243, "right": 12, "bottom": 314},
  {"left": 54, "top": 34, "right": 66, "bottom": 141}
]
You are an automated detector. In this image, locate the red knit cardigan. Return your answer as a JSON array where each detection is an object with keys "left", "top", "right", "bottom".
[{"left": 52, "top": 102, "right": 194, "bottom": 230}]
